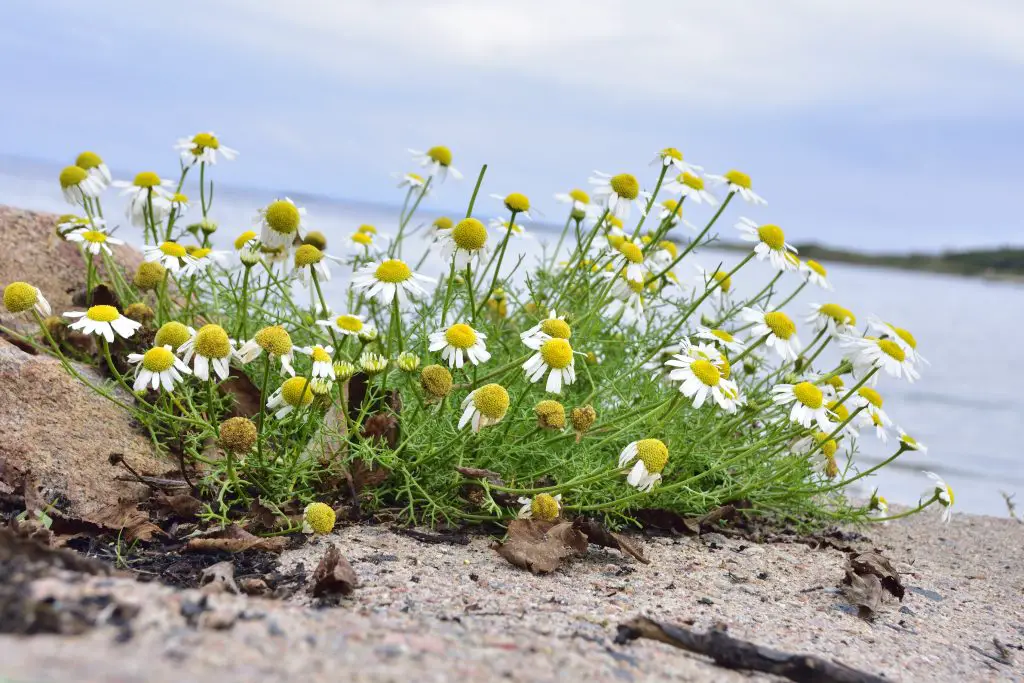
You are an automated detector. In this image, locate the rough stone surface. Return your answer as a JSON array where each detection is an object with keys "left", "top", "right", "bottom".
[
  {"left": 0, "top": 338, "right": 168, "bottom": 522},
  {"left": 1, "top": 511, "right": 1021, "bottom": 682}
]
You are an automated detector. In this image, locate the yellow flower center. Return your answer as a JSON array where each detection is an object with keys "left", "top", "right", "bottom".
[
  {"left": 75, "top": 151, "right": 103, "bottom": 170},
  {"left": 690, "top": 359, "right": 721, "bottom": 386},
  {"left": 534, "top": 400, "right": 566, "bottom": 430},
  {"left": 3, "top": 282, "right": 38, "bottom": 313},
  {"left": 192, "top": 132, "right": 220, "bottom": 150},
  {"left": 159, "top": 241, "right": 187, "bottom": 258},
  {"left": 827, "top": 400, "right": 850, "bottom": 422},
  {"left": 635, "top": 439, "right": 669, "bottom": 474},
  {"left": 155, "top": 321, "right": 190, "bottom": 349},
  {"left": 757, "top": 224, "right": 786, "bottom": 251},
  {"left": 871, "top": 413, "right": 883, "bottom": 427},
  {"left": 421, "top": 364, "right": 453, "bottom": 397},
  {"left": 427, "top": 146, "right": 452, "bottom": 166},
  {"left": 718, "top": 355, "right": 732, "bottom": 379},
  {"left": 133, "top": 171, "right": 162, "bottom": 188},
  {"left": 444, "top": 323, "right": 478, "bottom": 349},
  {"left": 540, "top": 338, "right": 574, "bottom": 369},
  {"left": 793, "top": 382, "right": 824, "bottom": 409},
  {"left": 194, "top": 324, "right": 231, "bottom": 359},
  {"left": 432, "top": 217, "right": 453, "bottom": 231},
  {"left": 724, "top": 170, "right": 752, "bottom": 189},
  {"left": 889, "top": 325, "right": 917, "bottom": 350},
  {"left": 609, "top": 173, "right": 640, "bottom": 200},
  {"left": 264, "top": 200, "right": 300, "bottom": 235},
  {"left": 255, "top": 326, "right": 292, "bottom": 356},
  {"left": 59, "top": 166, "right": 88, "bottom": 188},
  {"left": 472, "top": 383, "right": 509, "bottom": 419},
  {"left": 374, "top": 259, "right": 412, "bottom": 283},
  {"left": 540, "top": 318, "right": 571, "bottom": 339},
  {"left": 710, "top": 329, "right": 735, "bottom": 343},
  {"left": 661, "top": 199, "right": 681, "bottom": 216},
  {"left": 503, "top": 192, "right": 530, "bottom": 213},
  {"left": 608, "top": 216, "right": 624, "bottom": 229},
  {"left": 657, "top": 240, "right": 678, "bottom": 258},
  {"left": 569, "top": 189, "right": 590, "bottom": 204},
  {"left": 681, "top": 172, "right": 704, "bottom": 190},
  {"left": 877, "top": 339, "right": 906, "bottom": 362},
  {"left": 234, "top": 230, "right": 257, "bottom": 249},
  {"left": 858, "top": 387, "right": 883, "bottom": 408},
  {"left": 818, "top": 303, "right": 856, "bottom": 325},
  {"left": 86, "top": 305, "right": 119, "bottom": 322},
  {"left": 711, "top": 270, "right": 732, "bottom": 292},
  {"left": 944, "top": 486, "right": 955, "bottom": 506},
  {"left": 626, "top": 278, "right": 645, "bottom": 294},
  {"left": 170, "top": 192, "right": 188, "bottom": 204},
  {"left": 280, "top": 376, "right": 314, "bottom": 408},
  {"left": 814, "top": 431, "right": 838, "bottom": 458},
  {"left": 294, "top": 244, "right": 323, "bottom": 267},
  {"left": 660, "top": 147, "right": 683, "bottom": 161},
  {"left": 77, "top": 230, "right": 107, "bottom": 244},
  {"left": 191, "top": 247, "right": 212, "bottom": 259},
  {"left": 764, "top": 311, "right": 796, "bottom": 339},
  {"left": 617, "top": 241, "right": 644, "bottom": 264},
  {"left": 824, "top": 376, "right": 844, "bottom": 390},
  {"left": 806, "top": 260, "right": 827, "bottom": 277},
  {"left": 304, "top": 502, "right": 335, "bottom": 534},
  {"left": 335, "top": 315, "right": 363, "bottom": 332},
  {"left": 142, "top": 347, "right": 176, "bottom": 372},
  {"left": 452, "top": 218, "right": 487, "bottom": 251},
  {"left": 530, "top": 493, "right": 560, "bottom": 520},
  {"left": 343, "top": 232, "right": 370, "bottom": 247},
  {"left": 311, "top": 346, "right": 331, "bottom": 363}
]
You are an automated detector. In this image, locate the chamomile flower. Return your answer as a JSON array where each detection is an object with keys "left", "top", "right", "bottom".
[
  {"left": 618, "top": 439, "right": 669, "bottom": 492},
  {"left": 793, "top": 431, "right": 841, "bottom": 479},
  {"left": 3, "top": 282, "right": 51, "bottom": 317},
  {"left": 868, "top": 489, "right": 889, "bottom": 518},
  {"left": 694, "top": 265, "right": 733, "bottom": 299},
  {"left": 741, "top": 307, "right": 802, "bottom": 361},
  {"left": 429, "top": 323, "right": 491, "bottom": 369},
  {"left": 458, "top": 383, "right": 510, "bottom": 432},
  {"left": 428, "top": 216, "right": 454, "bottom": 243},
  {"left": 292, "top": 244, "right": 340, "bottom": 285},
  {"left": 898, "top": 428, "right": 928, "bottom": 453},
  {"left": 175, "top": 132, "right": 238, "bottom": 165},
  {"left": 75, "top": 152, "right": 112, "bottom": 188},
  {"left": 521, "top": 309, "right": 572, "bottom": 346},
  {"left": 297, "top": 345, "right": 336, "bottom": 380},
  {"left": 316, "top": 313, "right": 375, "bottom": 338},
  {"left": 806, "top": 303, "right": 857, "bottom": 336},
  {"left": 852, "top": 387, "right": 892, "bottom": 430},
  {"left": 554, "top": 188, "right": 591, "bottom": 212},
  {"left": 695, "top": 326, "right": 746, "bottom": 354},
  {"left": 143, "top": 241, "right": 200, "bottom": 275},
  {"left": 664, "top": 172, "right": 718, "bottom": 205},
  {"left": 869, "top": 320, "right": 928, "bottom": 366},
  {"left": 112, "top": 172, "right": 174, "bottom": 227},
  {"left": 656, "top": 200, "right": 696, "bottom": 231},
  {"left": 442, "top": 218, "right": 489, "bottom": 269},
  {"left": 266, "top": 376, "right": 314, "bottom": 419},
  {"left": 236, "top": 326, "right": 295, "bottom": 377},
  {"left": 359, "top": 352, "right": 389, "bottom": 375},
  {"left": 772, "top": 381, "right": 834, "bottom": 431},
  {"left": 613, "top": 237, "right": 649, "bottom": 283},
  {"left": 736, "top": 218, "right": 798, "bottom": 272},
  {"left": 395, "top": 171, "right": 427, "bottom": 190},
  {"left": 602, "top": 275, "right": 647, "bottom": 332},
  {"left": 667, "top": 350, "right": 742, "bottom": 411},
  {"left": 649, "top": 238, "right": 682, "bottom": 270},
  {"left": 841, "top": 335, "right": 919, "bottom": 383},
  {"left": 127, "top": 345, "right": 192, "bottom": 393},
  {"left": 488, "top": 217, "right": 530, "bottom": 239},
  {"left": 490, "top": 192, "right": 532, "bottom": 219},
  {"left": 256, "top": 198, "right": 306, "bottom": 250},
  {"left": 342, "top": 231, "right": 381, "bottom": 256},
  {"left": 706, "top": 169, "right": 766, "bottom": 205},
  {"left": 351, "top": 259, "right": 435, "bottom": 305},
  {"left": 588, "top": 171, "right": 651, "bottom": 220},
  {"left": 651, "top": 147, "right": 703, "bottom": 175},
  {"left": 800, "top": 259, "right": 832, "bottom": 289},
  {"left": 179, "top": 323, "right": 235, "bottom": 381},
  {"left": 65, "top": 225, "right": 125, "bottom": 256},
  {"left": 522, "top": 336, "right": 577, "bottom": 394},
  {"left": 64, "top": 305, "right": 141, "bottom": 343},
  {"left": 185, "top": 246, "right": 231, "bottom": 272},
  {"left": 59, "top": 165, "right": 105, "bottom": 205},
  {"left": 923, "top": 471, "right": 954, "bottom": 523},
  {"left": 516, "top": 493, "right": 562, "bottom": 520},
  {"left": 409, "top": 146, "right": 463, "bottom": 181}
]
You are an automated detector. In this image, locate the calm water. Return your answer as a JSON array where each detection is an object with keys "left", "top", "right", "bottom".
[{"left": 4, "top": 158, "right": 1022, "bottom": 516}]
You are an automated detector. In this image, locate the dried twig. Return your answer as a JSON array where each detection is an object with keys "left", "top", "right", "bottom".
[
  {"left": 615, "top": 616, "right": 887, "bottom": 683},
  {"left": 393, "top": 526, "right": 470, "bottom": 546}
]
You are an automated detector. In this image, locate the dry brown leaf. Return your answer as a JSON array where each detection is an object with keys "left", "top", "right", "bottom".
[
  {"left": 848, "top": 552, "right": 905, "bottom": 600},
  {"left": 573, "top": 517, "right": 649, "bottom": 564},
  {"left": 310, "top": 543, "right": 358, "bottom": 597},
  {"left": 219, "top": 368, "right": 263, "bottom": 418},
  {"left": 151, "top": 492, "right": 202, "bottom": 520},
  {"left": 843, "top": 569, "right": 885, "bottom": 615},
  {"left": 92, "top": 499, "right": 163, "bottom": 542},
  {"left": 184, "top": 524, "right": 287, "bottom": 554},
  {"left": 493, "top": 519, "right": 588, "bottom": 574}
]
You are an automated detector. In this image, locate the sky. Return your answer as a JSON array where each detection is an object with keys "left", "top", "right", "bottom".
[{"left": 1, "top": 1, "right": 1023, "bottom": 252}]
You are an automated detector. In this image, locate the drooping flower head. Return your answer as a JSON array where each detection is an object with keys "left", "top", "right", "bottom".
[
  {"left": 517, "top": 493, "right": 562, "bottom": 520},
  {"left": 267, "top": 376, "right": 314, "bottom": 419},
  {"left": 256, "top": 198, "right": 306, "bottom": 250},
  {"left": 706, "top": 169, "right": 766, "bottom": 204},
  {"left": 59, "top": 165, "right": 104, "bottom": 205},
  {"left": 179, "top": 323, "right": 234, "bottom": 381},
  {"left": 619, "top": 439, "right": 669, "bottom": 492},
  {"left": 3, "top": 282, "right": 50, "bottom": 317},
  {"left": 588, "top": 171, "right": 651, "bottom": 220},
  {"left": 459, "top": 383, "right": 510, "bottom": 432},
  {"left": 175, "top": 132, "right": 238, "bottom": 165},
  {"left": 409, "top": 146, "right": 462, "bottom": 181}
]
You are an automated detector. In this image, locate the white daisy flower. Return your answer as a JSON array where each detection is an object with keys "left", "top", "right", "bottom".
[
  {"left": 618, "top": 439, "right": 669, "bottom": 492},
  {"left": 772, "top": 381, "right": 835, "bottom": 431},
  {"left": 868, "top": 488, "right": 889, "bottom": 518},
  {"left": 256, "top": 197, "right": 306, "bottom": 250},
  {"left": 656, "top": 200, "right": 697, "bottom": 231},
  {"left": 740, "top": 307, "right": 802, "bottom": 361},
  {"left": 667, "top": 350, "right": 742, "bottom": 412},
  {"left": 185, "top": 246, "right": 232, "bottom": 274},
  {"left": 441, "top": 218, "right": 490, "bottom": 269},
  {"left": 359, "top": 351, "right": 389, "bottom": 375},
  {"left": 706, "top": 169, "right": 766, "bottom": 205},
  {"left": 612, "top": 237, "right": 649, "bottom": 283},
  {"left": 898, "top": 427, "right": 928, "bottom": 454},
  {"left": 490, "top": 192, "right": 532, "bottom": 220},
  {"left": 74, "top": 152, "right": 113, "bottom": 189},
  {"left": 851, "top": 387, "right": 892, "bottom": 431},
  {"left": 112, "top": 172, "right": 174, "bottom": 227},
  {"left": 793, "top": 431, "right": 841, "bottom": 479},
  {"left": 3, "top": 281, "right": 51, "bottom": 318},
  {"left": 291, "top": 244, "right": 342, "bottom": 285},
  {"left": 175, "top": 132, "right": 238, "bottom": 166},
  {"left": 394, "top": 171, "right": 428, "bottom": 190},
  {"left": 488, "top": 217, "right": 530, "bottom": 239},
  {"left": 840, "top": 335, "right": 919, "bottom": 383},
  {"left": 695, "top": 326, "right": 746, "bottom": 354},
  {"left": 296, "top": 345, "right": 336, "bottom": 380},
  {"left": 143, "top": 241, "right": 200, "bottom": 275},
  {"left": 664, "top": 171, "right": 718, "bottom": 205},
  {"left": 341, "top": 230, "right": 382, "bottom": 256},
  {"left": 409, "top": 146, "right": 463, "bottom": 181},
  {"left": 235, "top": 325, "right": 295, "bottom": 377},
  {"left": 127, "top": 345, "right": 192, "bottom": 393},
  {"left": 648, "top": 238, "right": 683, "bottom": 271},
  {"left": 178, "top": 324, "right": 235, "bottom": 381},
  {"left": 429, "top": 323, "right": 491, "bottom": 369},
  {"left": 316, "top": 313, "right": 375, "bottom": 338},
  {"left": 521, "top": 309, "right": 572, "bottom": 346},
  {"left": 868, "top": 319, "right": 928, "bottom": 366},
  {"left": 267, "top": 377, "right": 315, "bottom": 419},
  {"left": 923, "top": 471, "right": 954, "bottom": 523},
  {"left": 800, "top": 259, "right": 832, "bottom": 289},
  {"left": 58, "top": 165, "right": 105, "bottom": 205},
  {"left": 554, "top": 188, "right": 591, "bottom": 212},
  {"left": 427, "top": 216, "right": 454, "bottom": 243},
  {"left": 736, "top": 217, "right": 798, "bottom": 272},
  {"left": 64, "top": 305, "right": 141, "bottom": 343},
  {"left": 522, "top": 335, "right": 577, "bottom": 394},
  {"left": 351, "top": 258, "right": 435, "bottom": 305},
  {"left": 602, "top": 274, "right": 647, "bottom": 333},
  {"left": 588, "top": 171, "right": 651, "bottom": 220},
  {"left": 693, "top": 265, "right": 734, "bottom": 300},
  {"left": 516, "top": 493, "right": 562, "bottom": 520},
  {"left": 458, "top": 383, "right": 510, "bottom": 433},
  {"left": 806, "top": 303, "right": 858, "bottom": 337},
  {"left": 65, "top": 224, "right": 125, "bottom": 257},
  {"left": 651, "top": 147, "right": 703, "bottom": 176}
]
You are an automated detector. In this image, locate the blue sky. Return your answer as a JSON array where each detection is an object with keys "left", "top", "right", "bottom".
[{"left": 1, "top": 1, "right": 1023, "bottom": 251}]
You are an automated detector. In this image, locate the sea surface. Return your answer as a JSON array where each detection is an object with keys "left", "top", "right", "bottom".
[{"left": 3, "top": 157, "right": 1022, "bottom": 517}]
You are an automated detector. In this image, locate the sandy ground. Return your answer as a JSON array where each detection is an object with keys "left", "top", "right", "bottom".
[{"left": 1, "top": 510, "right": 1022, "bottom": 683}]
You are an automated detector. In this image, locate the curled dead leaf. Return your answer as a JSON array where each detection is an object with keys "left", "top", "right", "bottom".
[
  {"left": 493, "top": 519, "right": 588, "bottom": 574},
  {"left": 92, "top": 499, "right": 164, "bottom": 542},
  {"left": 573, "top": 517, "right": 649, "bottom": 564},
  {"left": 184, "top": 524, "right": 286, "bottom": 554},
  {"left": 310, "top": 543, "right": 358, "bottom": 597},
  {"left": 841, "top": 551, "right": 904, "bottom": 617}
]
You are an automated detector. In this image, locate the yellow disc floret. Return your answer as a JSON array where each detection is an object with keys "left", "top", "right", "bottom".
[
  {"left": 159, "top": 241, "right": 187, "bottom": 258},
  {"left": 806, "top": 260, "right": 827, "bottom": 277},
  {"left": 219, "top": 416, "right": 257, "bottom": 452},
  {"left": 540, "top": 318, "right": 571, "bottom": 339},
  {"left": 710, "top": 329, "right": 735, "bottom": 343},
  {"left": 280, "top": 376, "right": 314, "bottom": 408},
  {"left": 59, "top": 166, "right": 88, "bottom": 188},
  {"left": 764, "top": 311, "right": 796, "bottom": 340},
  {"left": 234, "top": 230, "right": 258, "bottom": 250},
  {"left": 444, "top": 323, "right": 477, "bottom": 349},
  {"left": 191, "top": 132, "right": 220, "bottom": 150},
  {"left": 635, "top": 439, "right": 669, "bottom": 474},
  {"left": 264, "top": 200, "right": 300, "bottom": 235},
  {"left": 793, "top": 382, "right": 824, "bottom": 409},
  {"left": 888, "top": 324, "right": 917, "bottom": 350},
  {"left": 351, "top": 232, "right": 373, "bottom": 246},
  {"left": 255, "top": 325, "right": 292, "bottom": 356},
  {"left": 503, "top": 192, "right": 530, "bottom": 213},
  {"left": 681, "top": 172, "right": 704, "bottom": 190},
  {"left": 155, "top": 321, "right": 190, "bottom": 349},
  {"left": 133, "top": 171, "right": 162, "bottom": 188},
  {"left": 303, "top": 230, "right": 327, "bottom": 250},
  {"left": 724, "top": 170, "right": 752, "bottom": 189},
  {"left": 660, "top": 147, "right": 683, "bottom": 161},
  {"left": 374, "top": 259, "right": 412, "bottom": 283},
  {"left": 757, "top": 224, "right": 786, "bottom": 251},
  {"left": 616, "top": 241, "right": 644, "bottom": 264},
  {"left": 818, "top": 303, "right": 855, "bottom": 326},
  {"left": 3, "top": 282, "right": 39, "bottom": 313},
  {"left": 304, "top": 502, "right": 336, "bottom": 534},
  {"left": 711, "top": 270, "right": 732, "bottom": 292},
  {"left": 427, "top": 146, "right": 452, "bottom": 167},
  {"left": 294, "top": 244, "right": 323, "bottom": 267},
  {"left": 311, "top": 346, "right": 331, "bottom": 363},
  {"left": 142, "top": 346, "right": 176, "bottom": 372},
  {"left": 827, "top": 400, "right": 850, "bottom": 422},
  {"left": 858, "top": 387, "right": 883, "bottom": 408},
  {"left": 86, "top": 305, "right": 120, "bottom": 322},
  {"left": 335, "top": 315, "right": 364, "bottom": 333},
  {"left": 569, "top": 189, "right": 590, "bottom": 204},
  {"left": 609, "top": 173, "right": 640, "bottom": 200},
  {"left": 433, "top": 217, "right": 453, "bottom": 231},
  {"left": 75, "top": 151, "right": 104, "bottom": 170},
  {"left": 813, "top": 431, "right": 838, "bottom": 459},
  {"left": 540, "top": 338, "right": 573, "bottom": 369},
  {"left": 534, "top": 400, "right": 566, "bottom": 430},
  {"left": 877, "top": 339, "right": 906, "bottom": 361},
  {"left": 530, "top": 493, "right": 561, "bottom": 521},
  {"left": 421, "top": 364, "right": 453, "bottom": 398},
  {"left": 472, "top": 383, "right": 509, "bottom": 420},
  {"left": 194, "top": 324, "right": 231, "bottom": 359},
  {"left": 690, "top": 359, "right": 722, "bottom": 386},
  {"left": 453, "top": 218, "right": 487, "bottom": 251}
]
